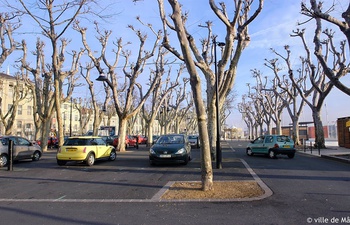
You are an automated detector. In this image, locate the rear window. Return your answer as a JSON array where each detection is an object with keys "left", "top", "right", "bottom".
[
  {"left": 64, "top": 138, "right": 93, "bottom": 146},
  {"left": 276, "top": 136, "right": 291, "bottom": 142}
]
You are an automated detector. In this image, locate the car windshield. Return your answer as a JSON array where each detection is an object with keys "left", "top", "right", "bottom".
[
  {"left": 188, "top": 135, "right": 198, "bottom": 139},
  {"left": 157, "top": 135, "right": 184, "bottom": 144}
]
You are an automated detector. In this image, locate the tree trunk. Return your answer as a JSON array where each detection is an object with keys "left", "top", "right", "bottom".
[
  {"left": 312, "top": 109, "right": 325, "bottom": 148},
  {"left": 118, "top": 118, "right": 128, "bottom": 152}
]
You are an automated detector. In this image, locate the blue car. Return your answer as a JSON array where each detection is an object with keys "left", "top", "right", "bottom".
[
  {"left": 246, "top": 135, "right": 296, "bottom": 159},
  {"left": 149, "top": 134, "right": 192, "bottom": 165}
]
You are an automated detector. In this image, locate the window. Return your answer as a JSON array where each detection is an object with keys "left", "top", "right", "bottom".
[
  {"left": 17, "top": 121, "right": 22, "bottom": 129},
  {"left": 27, "top": 106, "right": 32, "bottom": 115},
  {"left": 18, "top": 105, "right": 22, "bottom": 115},
  {"left": 8, "top": 84, "right": 14, "bottom": 98}
]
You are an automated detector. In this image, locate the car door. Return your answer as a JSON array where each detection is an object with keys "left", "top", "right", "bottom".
[
  {"left": 10, "top": 137, "right": 27, "bottom": 160},
  {"left": 261, "top": 135, "right": 274, "bottom": 154},
  {"left": 95, "top": 138, "right": 110, "bottom": 158},
  {"left": 251, "top": 136, "right": 265, "bottom": 153}
]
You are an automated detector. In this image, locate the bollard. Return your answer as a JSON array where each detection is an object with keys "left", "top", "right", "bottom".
[
  {"left": 310, "top": 141, "right": 313, "bottom": 154},
  {"left": 7, "top": 139, "right": 13, "bottom": 171}
]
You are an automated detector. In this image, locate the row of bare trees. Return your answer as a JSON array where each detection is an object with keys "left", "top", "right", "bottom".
[
  {"left": 3, "top": 0, "right": 345, "bottom": 192},
  {"left": 0, "top": 0, "right": 263, "bottom": 192},
  {"left": 238, "top": 1, "right": 350, "bottom": 148}
]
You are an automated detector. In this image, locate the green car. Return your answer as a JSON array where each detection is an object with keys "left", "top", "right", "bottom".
[
  {"left": 149, "top": 134, "right": 191, "bottom": 165},
  {"left": 246, "top": 135, "right": 296, "bottom": 159}
]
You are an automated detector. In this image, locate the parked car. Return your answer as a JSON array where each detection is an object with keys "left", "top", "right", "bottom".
[
  {"left": 100, "top": 136, "right": 114, "bottom": 146},
  {"left": 0, "top": 136, "right": 43, "bottom": 167},
  {"left": 133, "top": 135, "right": 148, "bottom": 144},
  {"left": 56, "top": 136, "right": 116, "bottom": 166},
  {"left": 36, "top": 137, "right": 58, "bottom": 148},
  {"left": 246, "top": 135, "right": 296, "bottom": 159},
  {"left": 149, "top": 134, "right": 191, "bottom": 165},
  {"left": 188, "top": 135, "right": 200, "bottom": 148},
  {"left": 112, "top": 135, "right": 137, "bottom": 148}
]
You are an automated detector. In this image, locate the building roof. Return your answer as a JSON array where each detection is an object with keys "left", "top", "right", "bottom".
[{"left": 0, "top": 72, "right": 16, "bottom": 80}]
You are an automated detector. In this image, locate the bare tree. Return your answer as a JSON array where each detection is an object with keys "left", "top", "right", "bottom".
[
  {"left": 157, "top": 1, "right": 264, "bottom": 166},
  {"left": 79, "top": 63, "right": 110, "bottom": 135},
  {"left": 301, "top": 1, "right": 350, "bottom": 95},
  {"left": 288, "top": 29, "right": 334, "bottom": 148},
  {"left": 0, "top": 72, "right": 30, "bottom": 135},
  {"left": 75, "top": 20, "right": 162, "bottom": 151},
  {"left": 142, "top": 58, "right": 180, "bottom": 146},
  {"left": 0, "top": 12, "right": 21, "bottom": 67},
  {"left": 267, "top": 47, "right": 307, "bottom": 145},
  {"left": 0, "top": 12, "right": 22, "bottom": 135},
  {"left": 10, "top": 0, "right": 93, "bottom": 148}
]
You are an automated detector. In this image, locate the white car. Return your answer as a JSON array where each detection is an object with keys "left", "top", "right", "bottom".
[{"left": 188, "top": 135, "right": 200, "bottom": 149}]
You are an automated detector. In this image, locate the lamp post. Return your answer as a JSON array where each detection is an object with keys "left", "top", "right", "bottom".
[{"left": 213, "top": 36, "right": 225, "bottom": 169}]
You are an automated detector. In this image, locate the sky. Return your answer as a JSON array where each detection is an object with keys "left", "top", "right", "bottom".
[{"left": 1, "top": 0, "right": 349, "bottom": 131}]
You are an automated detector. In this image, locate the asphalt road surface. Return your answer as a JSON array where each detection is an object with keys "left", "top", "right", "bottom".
[{"left": 0, "top": 140, "right": 349, "bottom": 225}]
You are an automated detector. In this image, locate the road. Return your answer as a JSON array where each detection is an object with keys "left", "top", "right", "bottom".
[{"left": 0, "top": 140, "right": 349, "bottom": 225}]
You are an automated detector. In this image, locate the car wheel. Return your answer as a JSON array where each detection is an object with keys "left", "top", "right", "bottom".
[
  {"left": 57, "top": 160, "right": 66, "bottom": 166},
  {"left": 86, "top": 153, "right": 95, "bottom": 166},
  {"left": 183, "top": 155, "right": 189, "bottom": 165},
  {"left": 287, "top": 153, "right": 295, "bottom": 159},
  {"left": 32, "top": 151, "right": 41, "bottom": 161},
  {"left": 109, "top": 151, "right": 116, "bottom": 161},
  {"left": 269, "top": 150, "right": 276, "bottom": 159},
  {"left": 149, "top": 160, "right": 156, "bottom": 166},
  {"left": 246, "top": 148, "right": 253, "bottom": 156},
  {"left": 0, "top": 154, "right": 9, "bottom": 167}
]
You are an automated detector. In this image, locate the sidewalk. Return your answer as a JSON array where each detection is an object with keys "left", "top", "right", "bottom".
[{"left": 297, "top": 139, "right": 350, "bottom": 163}]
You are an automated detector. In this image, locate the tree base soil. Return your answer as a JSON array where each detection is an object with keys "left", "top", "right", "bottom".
[{"left": 161, "top": 180, "right": 264, "bottom": 200}]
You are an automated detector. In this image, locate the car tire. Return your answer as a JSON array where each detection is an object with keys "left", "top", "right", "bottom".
[
  {"left": 287, "top": 153, "right": 295, "bottom": 159},
  {"left": 183, "top": 155, "right": 189, "bottom": 165},
  {"left": 86, "top": 153, "right": 95, "bottom": 166},
  {"left": 57, "top": 160, "right": 66, "bottom": 166},
  {"left": 109, "top": 151, "right": 116, "bottom": 161},
  {"left": 0, "top": 154, "right": 9, "bottom": 167},
  {"left": 269, "top": 150, "right": 276, "bottom": 159},
  {"left": 149, "top": 160, "right": 156, "bottom": 166},
  {"left": 32, "top": 151, "right": 41, "bottom": 161},
  {"left": 246, "top": 148, "right": 253, "bottom": 156}
]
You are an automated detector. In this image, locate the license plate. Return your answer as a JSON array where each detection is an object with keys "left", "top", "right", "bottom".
[
  {"left": 66, "top": 148, "right": 76, "bottom": 152},
  {"left": 283, "top": 145, "right": 290, "bottom": 148},
  {"left": 160, "top": 154, "right": 171, "bottom": 158}
]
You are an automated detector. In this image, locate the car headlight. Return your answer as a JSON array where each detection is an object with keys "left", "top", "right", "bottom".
[
  {"left": 175, "top": 148, "right": 186, "bottom": 155},
  {"left": 150, "top": 148, "right": 156, "bottom": 155}
]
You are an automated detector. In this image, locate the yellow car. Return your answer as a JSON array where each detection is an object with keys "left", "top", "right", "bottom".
[{"left": 56, "top": 136, "right": 116, "bottom": 166}]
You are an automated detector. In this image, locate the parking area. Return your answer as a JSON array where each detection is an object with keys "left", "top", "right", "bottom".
[{"left": 0, "top": 144, "right": 255, "bottom": 202}]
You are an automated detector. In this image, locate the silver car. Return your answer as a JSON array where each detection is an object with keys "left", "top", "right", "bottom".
[{"left": 0, "top": 136, "right": 42, "bottom": 167}]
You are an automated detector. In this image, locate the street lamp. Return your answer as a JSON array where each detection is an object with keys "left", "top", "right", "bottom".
[{"left": 213, "top": 36, "right": 225, "bottom": 169}]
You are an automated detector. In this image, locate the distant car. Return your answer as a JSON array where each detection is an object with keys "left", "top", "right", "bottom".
[
  {"left": 149, "top": 134, "right": 191, "bottom": 165},
  {"left": 112, "top": 135, "right": 137, "bottom": 148},
  {"left": 36, "top": 137, "right": 58, "bottom": 148},
  {"left": 100, "top": 136, "right": 114, "bottom": 146},
  {"left": 133, "top": 135, "right": 148, "bottom": 144},
  {"left": 188, "top": 135, "right": 200, "bottom": 148},
  {"left": 56, "top": 136, "right": 116, "bottom": 166},
  {"left": 246, "top": 135, "right": 296, "bottom": 159},
  {"left": 0, "top": 136, "right": 42, "bottom": 167}
]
